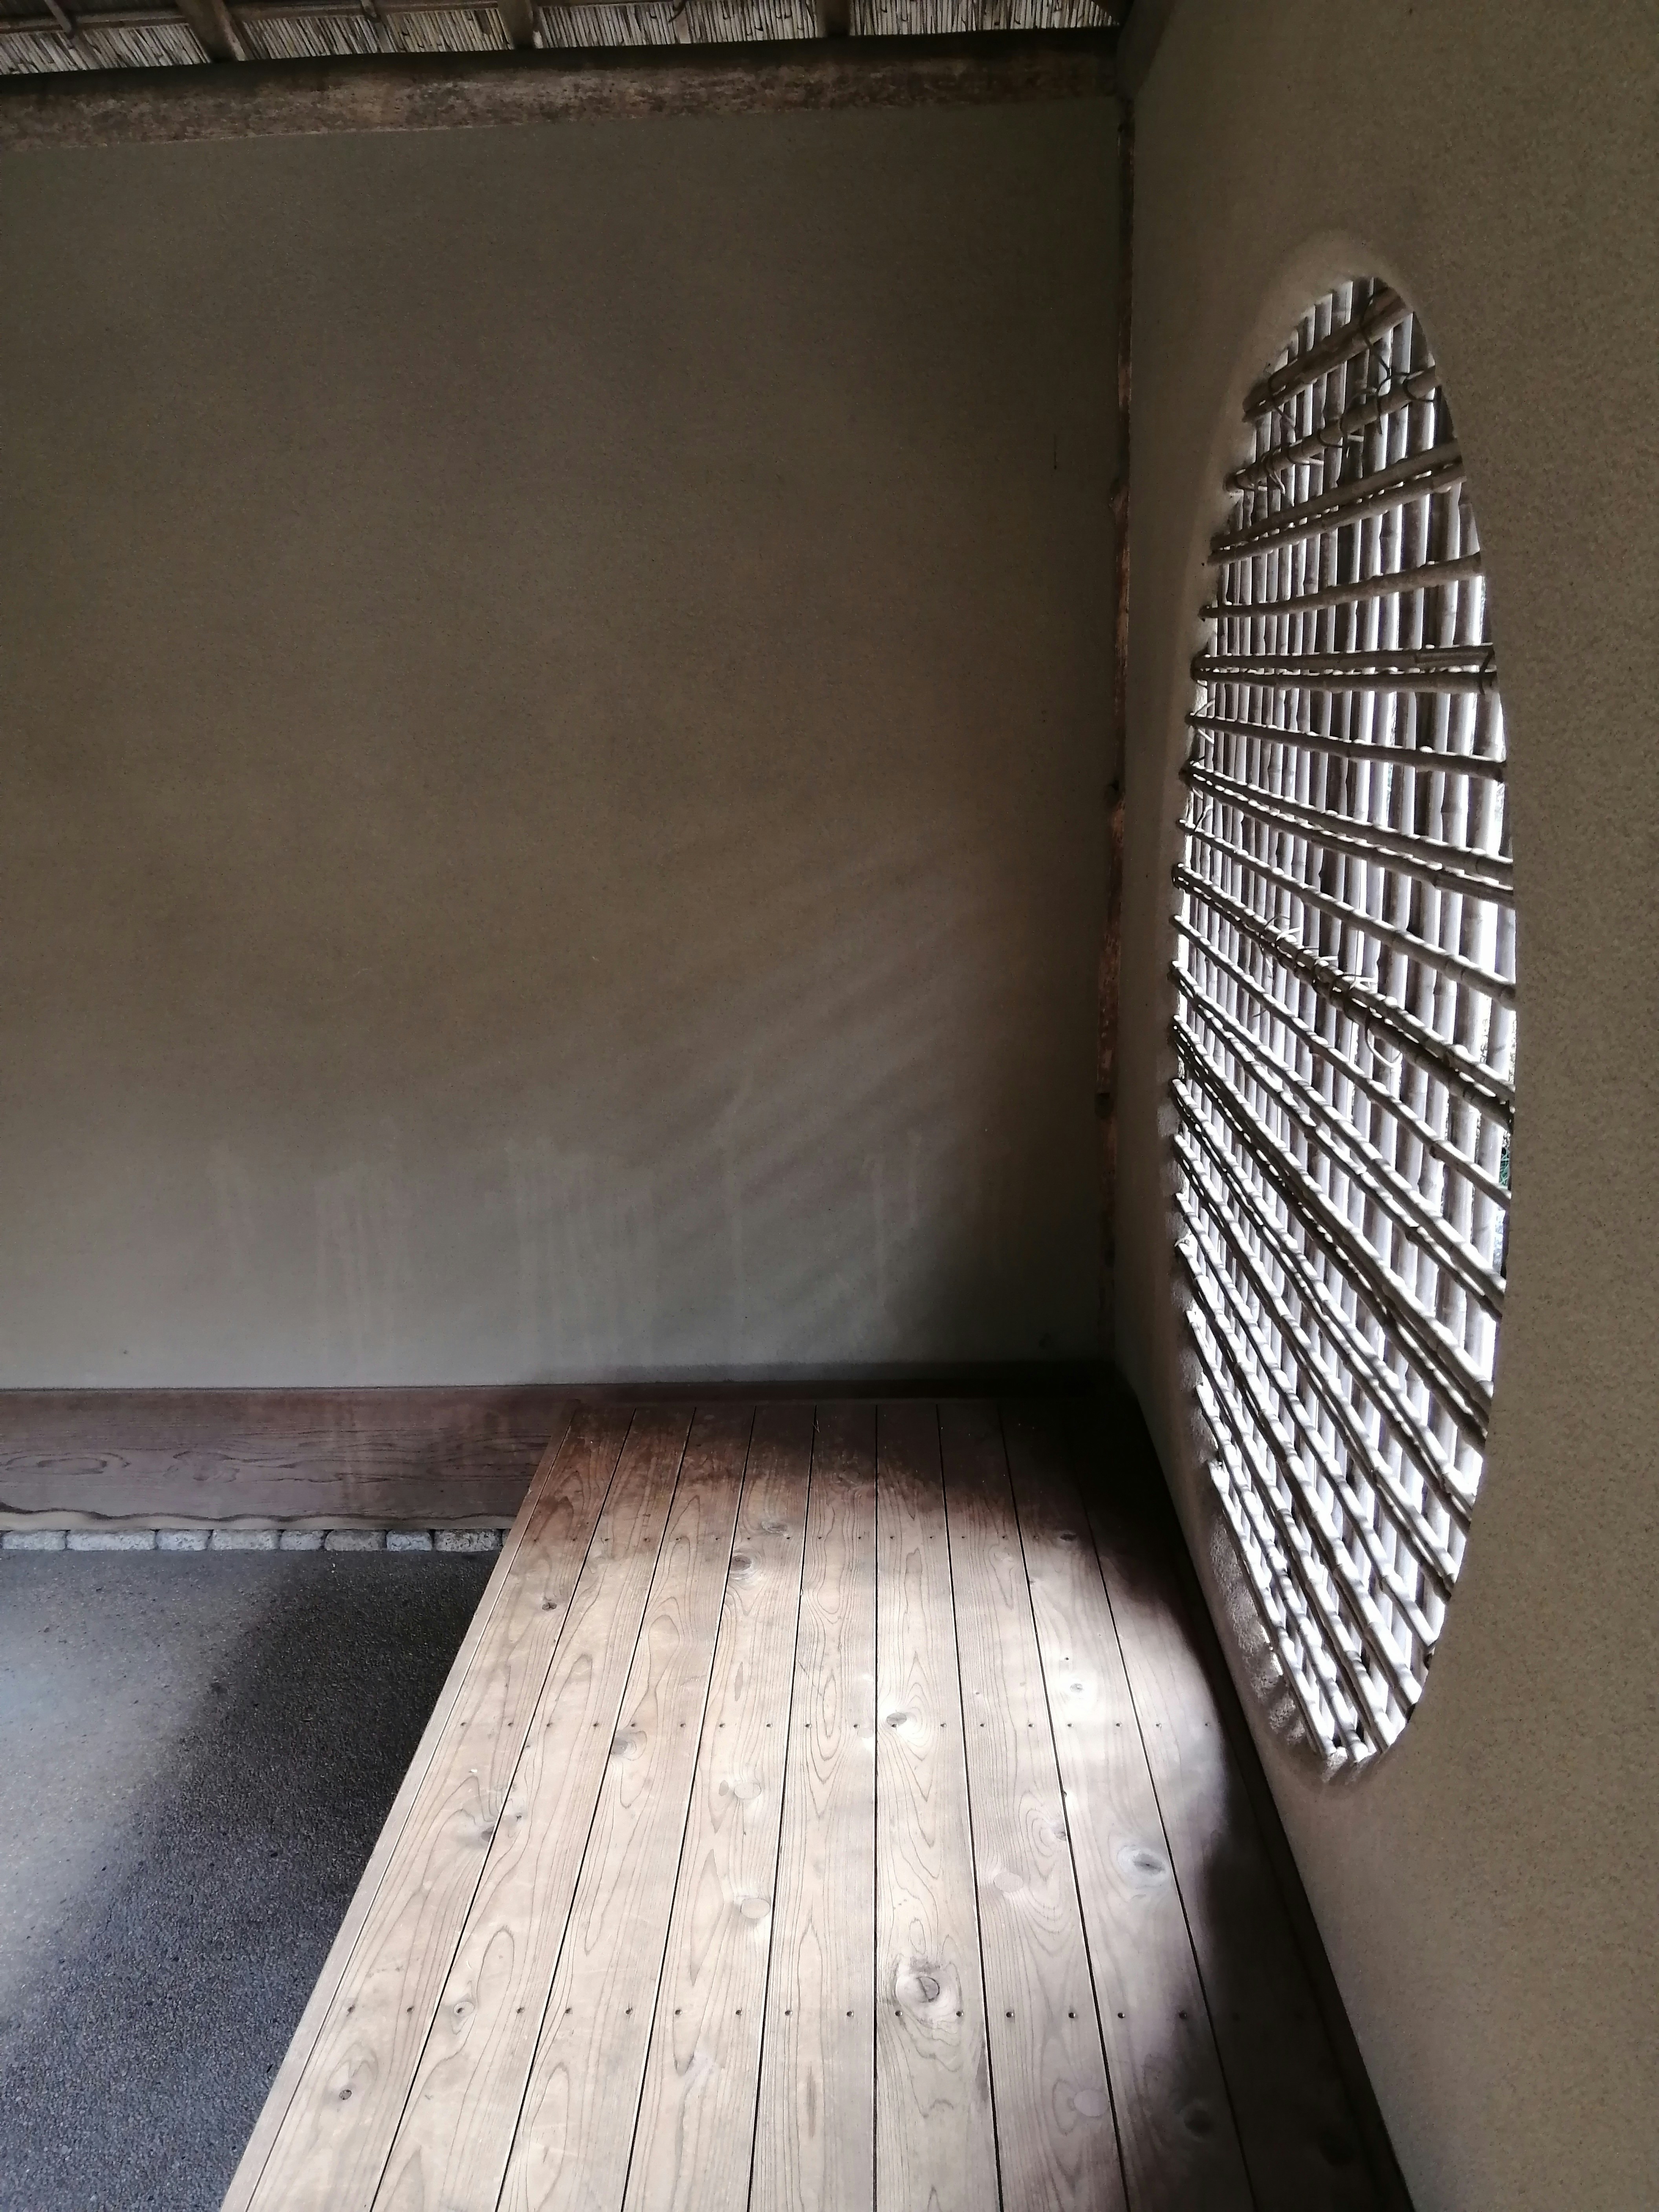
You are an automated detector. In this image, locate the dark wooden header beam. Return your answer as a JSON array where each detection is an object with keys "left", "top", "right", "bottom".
[{"left": 0, "top": 31, "right": 1116, "bottom": 152}]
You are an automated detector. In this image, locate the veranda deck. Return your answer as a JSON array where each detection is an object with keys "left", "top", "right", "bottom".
[{"left": 222, "top": 1399, "right": 1397, "bottom": 2212}]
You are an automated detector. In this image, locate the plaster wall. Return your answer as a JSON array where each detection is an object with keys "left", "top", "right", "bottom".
[
  {"left": 1119, "top": 5, "right": 1658, "bottom": 2207},
  {"left": 0, "top": 101, "right": 1116, "bottom": 1384}
]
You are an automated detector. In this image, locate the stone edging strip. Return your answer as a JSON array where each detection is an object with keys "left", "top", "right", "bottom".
[{"left": 2, "top": 1527, "right": 504, "bottom": 1553}]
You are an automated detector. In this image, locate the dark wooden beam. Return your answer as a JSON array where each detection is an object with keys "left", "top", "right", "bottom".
[
  {"left": 0, "top": 31, "right": 1115, "bottom": 150},
  {"left": 174, "top": 0, "right": 250, "bottom": 63},
  {"left": 816, "top": 0, "right": 852, "bottom": 36},
  {"left": 496, "top": 0, "right": 536, "bottom": 51},
  {"left": 0, "top": 1372, "right": 1105, "bottom": 1529},
  {"left": 1098, "top": 97, "right": 1131, "bottom": 1350}
]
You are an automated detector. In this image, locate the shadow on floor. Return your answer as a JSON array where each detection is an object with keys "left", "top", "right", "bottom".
[{"left": 0, "top": 1553, "right": 490, "bottom": 2212}]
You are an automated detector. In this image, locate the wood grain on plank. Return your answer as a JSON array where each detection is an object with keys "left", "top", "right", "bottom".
[
  {"left": 623, "top": 1403, "right": 814, "bottom": 2212},
  {"left": 0, "top": 1386, "right": 570, "bottom": 1527},
  {"left": 371, "top": 1408, "right": 692, "bottom": 2212},
  {"left": 0, "top": 37, "right": 1119, "bottom": 157},
  {"left": 874, "top": 1401, "right": 998, "bottom": 2212},
  {"left": 1002, "top": 1403, "right": 1252, "bottom": 2212},
  {"left": 498, "top": 1403, "right": 752, "bottom": 2212},
  {"left": 751, "top": 1402, "right": 877, "bottom": 2212},
  {"left": 939, "top": 1401, "right": 1124, "bottom": 2212},
  {"left": 1076, "top": 1409, "right": 1378, "bottom": 2212},
  {"left": 234, "top": 1403, "right": 634, "bottom": 2212},
  {"left": 220, "top": 1405, "right": 578, "bottom": 2212}
]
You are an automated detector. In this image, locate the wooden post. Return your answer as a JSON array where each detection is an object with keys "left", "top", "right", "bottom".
[{"left": 1099, "top": 97, "right": 1132, "bottom": 1354}]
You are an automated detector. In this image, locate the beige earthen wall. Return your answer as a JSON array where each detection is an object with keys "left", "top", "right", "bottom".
[
  {"left": 1117, "top": 4, "right": 1657, "bottom": 2207},
  {"left": 0, "top": 100, "right": 1116, "bottom": 1384}
]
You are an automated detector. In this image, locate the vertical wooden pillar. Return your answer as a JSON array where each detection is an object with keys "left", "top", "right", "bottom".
[{"left": 1099, "top": 99, "right": 1132, "bottom": 1355}]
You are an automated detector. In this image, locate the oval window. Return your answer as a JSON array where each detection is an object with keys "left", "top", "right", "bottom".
[{"left": 1172, "top": 278, "right": 1515, "bottom": 1765}]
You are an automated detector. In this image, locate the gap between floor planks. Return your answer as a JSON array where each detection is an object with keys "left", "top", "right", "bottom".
[{"left": 225, "top": 1397, "right": 1384, "bottom": 2212}]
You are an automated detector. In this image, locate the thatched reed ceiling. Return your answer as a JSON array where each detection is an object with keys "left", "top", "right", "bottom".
[{"left": 0, "top": 0, "right": 1121, "bottom": 76}]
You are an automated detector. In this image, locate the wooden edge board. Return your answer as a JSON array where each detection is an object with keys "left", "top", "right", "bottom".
[
  {"left": 368, "top": 1407, "right": 695, "bottom": 2212},
  {"left": 1083, "top": 1393, "right": 1416, "bottom": 2211},
  {"left": 873, "top": 1399, "right": 1000, "bottom": 2212},
  {"left": 0, "top": 32, "right": 1116, "bottom": 152},
  {"left": 938, "top": 1399, "right": 1125, "bottom": 2212},
  {"left": 1070, "top": 1392, "right": 1409, "bottom": 2211},
  {"left": 0, "top": 1512, "right": 517, "bottom": 1534},
  {"left": 218, "top": 1403, "right": 579, "bottom": 2212},
  {"left": 621, "top": 1402, "right": 815, "bottom": 2211},
  {"left": 1000, "top": 1400, "right": 1254, "bottom": 2212},
  {"left": 749, "top": 1400, "right": 877, "bottom": 2212},
  {"left": 494, "top": 1404, "right": 753, "bottom": 2212}
]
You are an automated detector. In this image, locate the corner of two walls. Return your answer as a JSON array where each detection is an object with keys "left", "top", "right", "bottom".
[{"left": 1114, "top": 4, "right": 1658, "bottom": 2209}]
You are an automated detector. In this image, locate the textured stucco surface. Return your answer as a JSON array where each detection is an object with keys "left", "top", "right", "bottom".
[
  {"left": 1117, "top": 5, "right": 1658, "bottom": 2208},
  {"left": 0, "top": 101, "right": 1115, "bottom": 1385},
  {"left": 0, "top": 1551, "right": 489, "bottom": 2210}
]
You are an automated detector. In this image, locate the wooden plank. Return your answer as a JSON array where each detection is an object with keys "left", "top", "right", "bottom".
[
  {"left": 939, "top": 1401, "right": 1124, "bottom": 2212},
  {"left": 750, "top": 1402, "right": 877, "bottom": 2212},
  {"left": 0, "top": 1386, "right": 573, "bottom": 1529},
  {"left": 1002, "top": 1403, "right": 1253, "bottom": 2212},
  {"left": 370, "top": 1408, "right": 692, "bottom": 2212},
  {"left": 0, "top": 35, "right": 1117, "bottom": 154},
  {"left": 1075, "top": 1410, "right": 1380, "bottom": 2212},
  {"left": 231, "top": 1403, "right": 637, "bottom": 2212},
  {"left": 623, "top": 1403, "right": 814, "bottom": 2212},
  {"left": 0, "top": 1374, "right": 1100, "bottom": 1531},
  {"left": 496, "top": 1403, "right": 752, "bottom": 2212},
  {"left": 219, "top": 1401, "right": 586, "bottom": 2212},
  {"left": 874, "top": 1401, "right": 998, "bottom": 2212}
]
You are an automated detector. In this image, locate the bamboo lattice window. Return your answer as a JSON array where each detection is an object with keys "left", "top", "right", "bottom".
[{"left": 1172, "top": 278, "right": 1515, "bottom": 1767}]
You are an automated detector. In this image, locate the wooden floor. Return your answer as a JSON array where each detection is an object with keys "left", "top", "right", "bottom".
[{"left": 223, "top": 1401, "right": 1395, "bottom": 2212}]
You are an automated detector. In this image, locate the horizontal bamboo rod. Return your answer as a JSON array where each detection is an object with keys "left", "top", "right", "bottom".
[
  {"left": 1187, "top": 709, "right": 1506, "bottom": 784},
  {"left": 1174, "top": 1045, "right": 1494, "bottom": 1432},
  {"left": 1180, "top": 819, "right": 1518, "bottom": 1008},
  {"left": 1182, "top": 1286, "right": 1404, "bottom": 1733},
  {"left": 1183, "top": 757, "right": 1514, "bottom": 901},
  {"left": 0, "top": 30, "right": 1116, "bottom": 148},
  {"left": 1180, "top": 1198, "right": 1451, "bottom": 1633},
  {"left": 1173, "top": 915, "right": 1510, "bottom": 1208},
  {"left": 1203, "top": 551, "right": 1485, "bottom": 622},
  {"left": 1176, "top": 1179, "right": 1460, "bottom": 1601},
  {"left": 1177, "top": 1012, "right": 1503, "bottom": 1390},
  {"left": 1178, "top": 978, "right": 1506, "bottom": 1315},
  {"left": 1194, "top": 645, "right": 1496, "bottom": 696},
  {"left": 1201, "top": 1415, "right": 1356, "bottom": 1757},
  {"left": 1243, "top": 286, "right": 1410, "bottom": 422},
  {"left": 1228, "top": 365, "right": 1440, "bottom": 490},
  {"left": 1211, "top": 442, "right": 1463, "bottom": 564},
  {"left": 1175, "top": 1109, "right": 1484, "bottom": 1502},
  {"left": 1173, "top": 860, "right": 1515, "bottom": 1120},
  {"left": 1185, "top": 1250, "right": 1427, "bottom": 1692}
]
